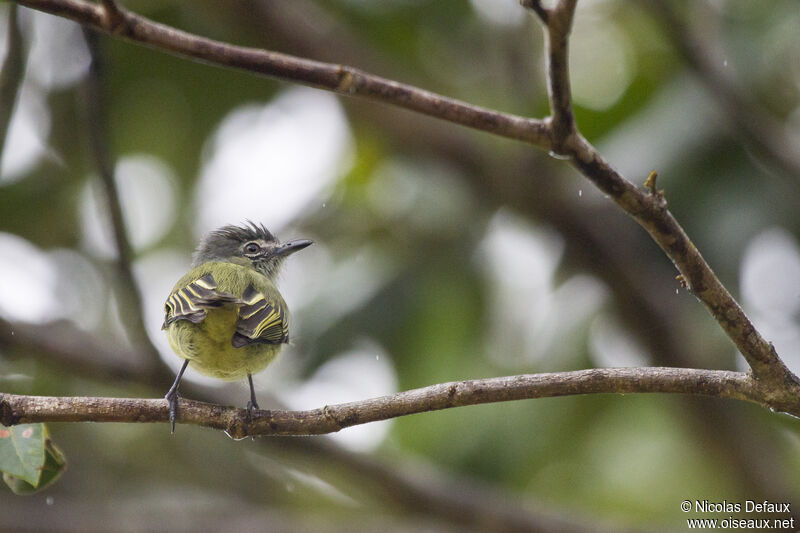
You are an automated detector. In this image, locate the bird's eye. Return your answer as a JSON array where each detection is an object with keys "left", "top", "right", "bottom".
[{"left": 244, "top": 242, "right": 261, "bottom": 255}]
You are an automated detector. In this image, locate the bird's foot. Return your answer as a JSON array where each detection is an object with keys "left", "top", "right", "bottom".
[
  {"left": 246, "top": 399, "right": 260, "bottom": 422},
  {"left": 165, "top": 390, "right": 181, "bottom": 434}
]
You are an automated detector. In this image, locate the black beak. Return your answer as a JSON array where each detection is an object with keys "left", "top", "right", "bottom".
[{"left": 272, "top": 239, "right": 313, "bottom": 258}]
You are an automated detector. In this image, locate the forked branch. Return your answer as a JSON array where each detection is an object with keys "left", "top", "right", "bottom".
[{"left": 528, "top": 0, "right": 799, "bottom": 394}]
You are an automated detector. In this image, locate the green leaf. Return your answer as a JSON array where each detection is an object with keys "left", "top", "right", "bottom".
[
  {"left": 0, "top": 424, "right": 44, "bottom": 485},
  {"left": 0, "top": 424, "right": 67, "bottom": 494}
]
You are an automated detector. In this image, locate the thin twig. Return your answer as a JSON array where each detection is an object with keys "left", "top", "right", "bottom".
[
  {"left": 0, "top": 4, "right": 27, "bottom": 162},
  {"left": 0, "top": 368, "right": 774, "bottom": 439},
  {"left": 541, "top": 0, "right": 577, "bottom": 152}
]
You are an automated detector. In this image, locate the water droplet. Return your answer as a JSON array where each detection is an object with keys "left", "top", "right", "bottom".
[
  {"left": 723, "top": 59, "right": 728, "bottom": 67},
  {"left": 46, "top": 496, "right": 54, "bottom": 506},
  {"left": 375, "top": 355, "right": 379, "bottom": 360},
  {"left": 548, "top": 150, "right": 572, "bottom": 161},
  {"left": 578, "top": 189, "right": 582, "bottom": 197},
  {"left": 676, "top": 288, "right": 679, "bottom": 295},
  {"left": 322, "top": 202, "right": 327, "bottom": 208},
  {"left": 223, "top": 429, "right": 248, "bottom": 441}
]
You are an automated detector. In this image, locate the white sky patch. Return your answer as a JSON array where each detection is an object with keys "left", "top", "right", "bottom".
[
  {"left": 0, "top": 233, "right": 59, "bottom": 322},
  {"left": 741, "top": 228, "right": 800, "bottom": 318},
  {"left": 479, "top": 211, "right": 561, "bottom": 366},
  {"left": 740, "top": 227, "right": 800, "bottom": 374},
  {"left": 479, "top": 211, "right": 608, "bottom": 369},
  {"left": 470, "top": 0, "right": 525, "bottom": 27},
  {"left": 278, "top": 340, "right": 397, "bottom": 452},
  {"left": 0, "top": 6, "right": 89, "bottom": 183},
  {"left": 81, "top": 155, "right": 178, "bottom": 258},
  {"left": 25, "top": 8, "right": 90, "bottom": 90},
  {"left": 589, "top": 314, "right": 649, "bottom": 368},
  {"left": 570, "top": 6, "right": 635, "bottom": 111},
  {"left": 48, "top": 248, "right": 106, "bottom": 331},
  {"left": 195, "top": 88, "right": 352, "bottom": 236},
  {"left": 279, "top": 241, "right": 396, "bottom": 341},
  {"left": 597, "top": 76, "right": 717, "bottom": 184},
  {"left": 0, "top": 81, "right": 50, "bottom": 183}
]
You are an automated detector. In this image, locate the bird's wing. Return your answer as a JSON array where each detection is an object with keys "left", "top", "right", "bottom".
[
  {"left": 232, "top": 284, "right": 289, "bottom": 347},
  {"left": 162, "top": 273, "right": 241, "bottom": 329}
]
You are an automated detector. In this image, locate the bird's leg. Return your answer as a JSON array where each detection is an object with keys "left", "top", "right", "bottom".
[
  {"left": 246, "top": 373, "right": 259, "bottom": 419},
  {"left": 165, "top": 359, "right": 190, "bottom": 434}
]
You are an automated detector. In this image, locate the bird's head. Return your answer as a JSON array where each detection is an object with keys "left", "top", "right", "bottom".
[{"left": 192, "top": 222, "right": 312, "bottom": 281}]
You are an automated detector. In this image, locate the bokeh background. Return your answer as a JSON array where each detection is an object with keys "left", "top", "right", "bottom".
[{"left": 2, "top": 0, "right": 800, "bottom": 531}]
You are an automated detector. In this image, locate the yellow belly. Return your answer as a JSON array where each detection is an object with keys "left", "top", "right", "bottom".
[{"left": 167, "top": 306, "right": 280, "bottom": 381}]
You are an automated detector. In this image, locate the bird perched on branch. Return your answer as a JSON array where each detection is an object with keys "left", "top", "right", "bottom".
[{"left": 162, "top": 222, "right": 311, "bottom": 432}]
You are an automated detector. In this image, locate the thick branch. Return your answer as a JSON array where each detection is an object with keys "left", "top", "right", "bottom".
[
  {"left": 13, "top": 0, "right": 549, "bottom": 148},
  {"left": 1, "top": 368, "right": 774, "bottom": 439}
]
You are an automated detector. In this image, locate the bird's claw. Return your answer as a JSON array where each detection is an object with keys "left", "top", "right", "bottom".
[
  {"left": 165, "top": 390, "right": 180, "bottom": 434},
  {"left": 246, "top": 400, "right": 259, "bottom": 422}
]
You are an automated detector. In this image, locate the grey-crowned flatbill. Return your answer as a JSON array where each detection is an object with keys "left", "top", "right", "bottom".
[{"left": 162, "top": 222, "right": 311, "bottom": 432}]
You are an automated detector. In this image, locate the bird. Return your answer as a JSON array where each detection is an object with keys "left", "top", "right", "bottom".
[{"left": 161, "top": 222, "right": 311, "bottom": 432}]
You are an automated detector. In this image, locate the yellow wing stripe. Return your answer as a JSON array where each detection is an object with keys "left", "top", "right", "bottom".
[
  {"left": 253, "top": 308, "right": 285, "bottom": 338},
  {"left": 162, "top": 273, "right": 241, "bottom": 328},
  {"left": 233, "top": 284, "right": 289, "bottom": 345},
  {"left": 194, "top": 277, "right": 214, "bottom": 290},
  {"left": 239, "top": 302, "right": 267, "bottom": 320}
]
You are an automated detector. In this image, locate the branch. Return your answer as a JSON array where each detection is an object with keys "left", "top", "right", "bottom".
[
  {"left": 0, "top": 4, "right": 27, "bottom": 160},
  {"left": 13, "top": 0, "right": 549, "bottom": 148},
  {"left": 542, "top": 0, "right": 578, "bottom": 152},
  {"left": 1, "top": 368, "right": 778, "bottom": 439}
]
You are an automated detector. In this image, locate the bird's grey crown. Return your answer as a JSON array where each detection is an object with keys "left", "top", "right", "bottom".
[
  {"left": 192, "top": 221, "right": 278, "bottom": 267},
  {"left": 211, "top": 221, "right": 276, "bottom": 244}
]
